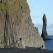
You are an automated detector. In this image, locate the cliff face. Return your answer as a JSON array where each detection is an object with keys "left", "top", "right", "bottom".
[{"left": 0, "top": 0, "right": 44, "bottom": 48}]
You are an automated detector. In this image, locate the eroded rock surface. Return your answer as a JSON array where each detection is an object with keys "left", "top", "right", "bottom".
[{"left": 0, "top": 0, "right": 44, "bottom": 48}]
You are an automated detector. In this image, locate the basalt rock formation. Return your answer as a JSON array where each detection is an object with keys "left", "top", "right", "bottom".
[
  {"left": 41, "top": 14, "right": 48, "bottom": 41},
  {"left": 0, "top": 0, "right": 44, "bottom": 48}
]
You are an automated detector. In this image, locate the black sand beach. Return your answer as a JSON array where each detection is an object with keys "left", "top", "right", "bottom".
[{"left": 0, "top": 47, "right": 53, "bottom": 53}]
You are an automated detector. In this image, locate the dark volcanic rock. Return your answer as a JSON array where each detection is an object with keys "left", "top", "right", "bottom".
[{"left": 41, "top": 14, "right": 48, "bottom": 41}]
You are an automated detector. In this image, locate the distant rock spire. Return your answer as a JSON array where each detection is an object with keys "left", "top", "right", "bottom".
[{"left": 41, "top": 14, "right": 48, "bottom": 41}]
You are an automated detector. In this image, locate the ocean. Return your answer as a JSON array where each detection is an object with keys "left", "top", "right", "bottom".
[{"left": 45, "top": 36, "right": 53, "bottom": 51}]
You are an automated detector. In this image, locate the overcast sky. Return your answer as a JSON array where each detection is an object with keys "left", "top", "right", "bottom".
[{"left": 27, "top": 0, "right": 53, "bottom": 35}]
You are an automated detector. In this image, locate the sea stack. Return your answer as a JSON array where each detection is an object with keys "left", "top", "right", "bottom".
[{"left": 41, "top": 14, "right": 48, "bottom": 41}]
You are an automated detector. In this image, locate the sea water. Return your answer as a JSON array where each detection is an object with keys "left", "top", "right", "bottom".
[{"left": 45, "top": 36, "right": 53, "bottom": 51}]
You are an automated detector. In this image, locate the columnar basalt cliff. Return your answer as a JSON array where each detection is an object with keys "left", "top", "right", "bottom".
[{"left": 0, "top": 0, "right": 44, "bottom": 48}]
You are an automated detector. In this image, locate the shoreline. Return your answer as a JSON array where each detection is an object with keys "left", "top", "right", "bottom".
[{"left": 0, "top": 47, "right": 53, "bottom": 53}]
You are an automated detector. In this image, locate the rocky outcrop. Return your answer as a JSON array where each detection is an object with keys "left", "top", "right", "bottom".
[
  {"left": 41, "top": 14, "right": 48, "bottom": 41},
  {"left": 0, "top": 0, "right": 44, "bottom": 48}
]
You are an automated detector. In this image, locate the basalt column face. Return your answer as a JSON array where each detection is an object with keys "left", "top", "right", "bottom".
[{"left": 0, "top": 0, "right": 44, "bottom": 48}]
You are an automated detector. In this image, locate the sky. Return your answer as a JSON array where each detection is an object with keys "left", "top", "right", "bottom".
[{"left": 27, "top": 0, "right": 53, "bottom": 35}]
